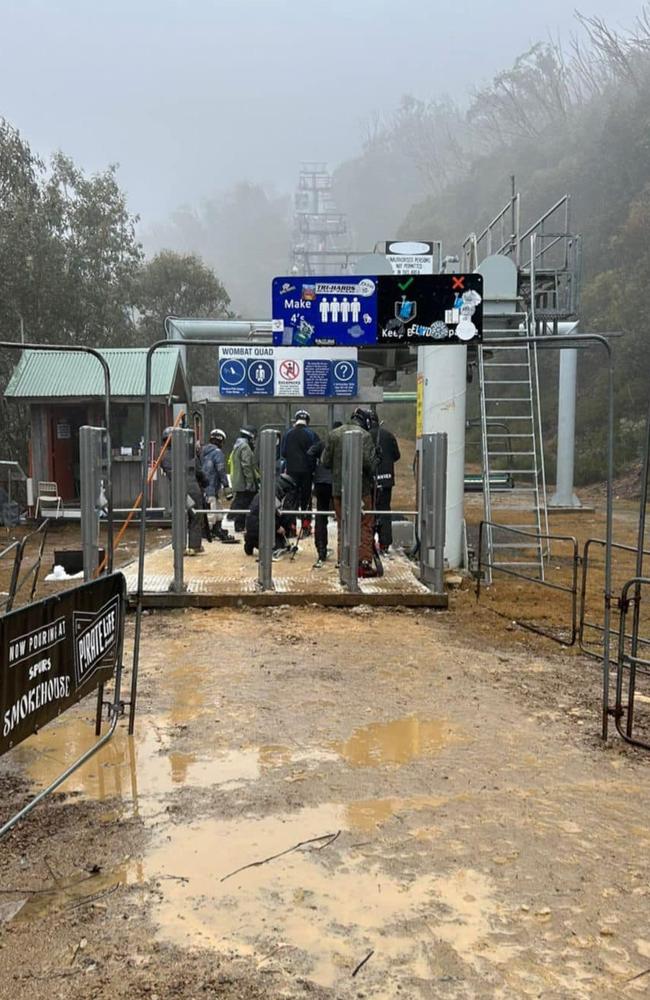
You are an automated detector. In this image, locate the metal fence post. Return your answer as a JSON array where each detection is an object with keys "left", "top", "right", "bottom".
[
  {"left": 170, "top": 428, "right": 191, "bottom": 593},
  {"left": 420, "top": 432, "right": 447, "bottom": 595},
  {"left": 340, "top": 428, "right": 362, "bottom": 592},
  {"left": 258, "top": 428, "right": 276, "bottom": 591},
  {"left": 80, "top": 426, "right": 106, "bottom": 582}
]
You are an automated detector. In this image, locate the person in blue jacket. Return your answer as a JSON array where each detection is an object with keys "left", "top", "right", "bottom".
[{"left": 201, "top": 428, "right": 238, "bottom": 543}]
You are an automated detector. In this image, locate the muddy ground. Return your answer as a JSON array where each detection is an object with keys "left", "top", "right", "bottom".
[
  {"left": 2, "top": 588, "right": 650, "bottom": 998},
  {"left": 1, "top": 468, "right": 650, "bottom": 998}
]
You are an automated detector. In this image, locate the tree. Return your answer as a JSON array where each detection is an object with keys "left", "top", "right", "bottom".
[
  {"left": 135, "top": 250, "right": 231, "bottom": 343},
  {"left": 0, "top": 118, "right": 144, "bottom": 461},
  {"left": 39, "top": 153, "right": 143, "bottom": 346}
]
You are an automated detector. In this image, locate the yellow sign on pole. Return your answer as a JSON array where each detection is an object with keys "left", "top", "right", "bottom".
[{"left": 416, "top": 373, "right": 424, "bottom": 439}]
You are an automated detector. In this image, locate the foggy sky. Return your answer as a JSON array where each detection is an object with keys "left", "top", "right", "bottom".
[{"left": 1, "top": 0, "right": 645, "bottom": 225}]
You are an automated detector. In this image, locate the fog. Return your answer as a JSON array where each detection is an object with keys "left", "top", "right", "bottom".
[{"left": 0, "top": 0, "right": 643, "bottom": 223}]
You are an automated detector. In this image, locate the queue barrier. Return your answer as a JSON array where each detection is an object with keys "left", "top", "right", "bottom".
[
  {"left": 0, "top": 521, "right": 49, "bottom": 614},
  {"left": 0, "top": 572, "right": 126, "bottom": 839},
  {"left": 579, "top": 537, "right": 650, "bottom": 661},
  {"left": 476, "top": 520, "right": 580, "bottom": 646},
  {"left": 613, "top": 577, "right": 650, "bottom": 750}
]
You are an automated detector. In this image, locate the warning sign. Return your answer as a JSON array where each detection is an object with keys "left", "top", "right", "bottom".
[{"left": 276, "top": 357, "right": 303, "bottom": 396}]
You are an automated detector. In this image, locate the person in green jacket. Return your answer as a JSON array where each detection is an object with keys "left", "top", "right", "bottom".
[
  {"left": 229, "top": 426, "right": 259, "bottom": 532},
  {"left": 321, "top": 408, "right": 379, "bottom": 576}
]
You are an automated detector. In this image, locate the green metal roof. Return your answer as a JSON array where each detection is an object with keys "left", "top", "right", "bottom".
[{"left": 4, "top": 348, "right": 187, "bottom": 401}]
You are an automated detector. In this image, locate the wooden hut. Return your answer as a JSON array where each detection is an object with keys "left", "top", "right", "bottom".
[{"left": 4, "top": 347, "right": 189, "bottom": 510}]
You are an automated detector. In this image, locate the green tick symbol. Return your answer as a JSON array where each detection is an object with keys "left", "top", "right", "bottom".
[{"left": 398, "top": 277, "right": 414, "bottom": 291}]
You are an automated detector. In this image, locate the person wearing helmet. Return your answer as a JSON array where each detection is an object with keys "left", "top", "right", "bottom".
[
  {"left": 321, "top": 408, "right": 379, "bottom": 576},
  {"left": 307, "top": 420, "right": 341, "bottom": 567},
  {"left": 159, "top": 426, "right": 206, "bottom": 555},
  {"left": 229, "top": 426, "right": 259, "bottom": 532},
  {"left": 281, "top": 409, "right": 319, "bottom": 538},
  {"left": 243, "top": 472, "right": 298, "bottom": 558},
  {"left": 201, "top": 428, "right": 238, "bottom": 543},
  {"left": 369, "top": 414, "right": 401, "bottom": 554}
]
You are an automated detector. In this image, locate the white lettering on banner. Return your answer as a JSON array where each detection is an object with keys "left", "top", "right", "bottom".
[
  {"left": 73, "top": 597, "right": 119, "bottom": 685},
  {"left": 28, "top": 657, "right": 52, "bottom": 681},
  {"left": 3, "top": 676, "right": 71, "bottom": 738},
  {"left": 8, "top": 618, "right": 66, "bottom": 666}
]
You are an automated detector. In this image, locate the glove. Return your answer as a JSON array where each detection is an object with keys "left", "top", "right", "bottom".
[{"left": 225, "top": 491, "right": 234, "bottom": 501}]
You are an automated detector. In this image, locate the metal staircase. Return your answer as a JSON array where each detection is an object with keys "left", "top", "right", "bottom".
[
  {"left": 478, "top": 313, "right": 549, "bottom": 582},
  {"left": 463, "top": 182, "right": 580, "bottom": 582}
]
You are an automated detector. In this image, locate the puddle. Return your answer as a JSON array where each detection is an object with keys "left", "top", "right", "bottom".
[
  {"left": 10, "top": 862, "right": 143, "bottom": 925},
  {"left": 143, "top": 805, "right": 511, "bottom": 990},
  {"left": 345, "top": 796, "right": 445, "bottom": 831},
  {"left": 334, "top": 716, "right": 456, "bottom": 767},
  {"left": 11, "top": 716, "right": 268, "bottom": 817}
]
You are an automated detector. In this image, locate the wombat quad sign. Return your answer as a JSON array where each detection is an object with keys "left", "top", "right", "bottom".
[{"left": 272, "top": 274, "right": 483, "bottom": 346}]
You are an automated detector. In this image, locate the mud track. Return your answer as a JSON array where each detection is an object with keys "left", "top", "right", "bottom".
[{"left": 1, "top": 592, "right": 650, "bottom": 999}]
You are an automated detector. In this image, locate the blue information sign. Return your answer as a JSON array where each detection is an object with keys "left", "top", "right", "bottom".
[
  {"left": 331, "top": 359, "right": 358, "bottom": 397},
  {"left": 219, "top": 357, "right": 248, "bottom": 397},
  {"left": 272, "top": 276, "right": 378, "bottom": 347},
  {"left": 246, "top": 358, "right": 274, "bottom": 396}
]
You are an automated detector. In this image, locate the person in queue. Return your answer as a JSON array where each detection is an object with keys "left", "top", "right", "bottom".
[
  {"left": 369, "top": 414, "right": 401, "bottom": 554},
  {"left": 160, "top": 426, "right": 206, "bottom": 556},
  {"left": 281, "top": 409, "right": 318, "bottom": 537},
  {"left": 321, "top": 407, "right": 379, "bottom": 577},
  {"left": 308, "top": 420, "right": 341, "bottom": 568},
  {"left": 229, "top": 426, "right": 259, "bottom": 532},
  {"left": 243, "top": 472, "right": 298, "bottom": 558},
  {"left": 201, "top": 428, "right": 238, "bottom": 544}
]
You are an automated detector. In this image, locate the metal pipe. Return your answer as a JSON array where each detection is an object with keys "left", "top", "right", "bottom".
[
  {"left": 170, "top": 428, "right": 189, "bottom": 593},
  {"left": 80, "top": 427, "right": 101, "bottom": 582},
  {"left": 340, "top": 429, "right": 362, "bottom": 592},
  {"left": 626, "top": 396, "right": 650, "bottom": 734},
  {"left": 165, "top": 317, "right": 273, "bottom": 341},
  {"left": 548, "top": 321, "right": 581, "bottom": 508},
  {"left": 433, "top": 434, "right": 448, "bottom": 595},
  {"left": 258, "top": 429, "right": 276, "bottom": 591},
  {"left": 419, "top": 433, "right": 447, "bottom": 594}
]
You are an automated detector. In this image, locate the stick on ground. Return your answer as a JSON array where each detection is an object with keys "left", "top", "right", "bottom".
[{"left": 220, "top": 830, "right": 341, "bottom": 883}]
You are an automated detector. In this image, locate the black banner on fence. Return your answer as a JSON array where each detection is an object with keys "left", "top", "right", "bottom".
[{"left": 0, "top": 573, "right": 125, "bottom": 756}]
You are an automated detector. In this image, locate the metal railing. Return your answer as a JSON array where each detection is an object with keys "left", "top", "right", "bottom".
[
  {"left": 579, "top": 538, "right": 650, "bottom": 661},
  {"left": 0, "top": 521, "right": 49, "bottom": 614},
  {"left": 614, "top": 577, "right": 650, "bottom": 751},
  {"left": 8, "top": 520, "right": 49, "bottom": 612},
  {"left": 476, "top": 520, "right": 580, "bottom": 645},
  {"left": 0, "top": 540, "right": 22, "bottom": 613}
]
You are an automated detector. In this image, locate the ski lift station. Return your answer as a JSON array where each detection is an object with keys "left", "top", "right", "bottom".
[
  {"left": 3, "top": 163, "right": 650, "bottom": 843},
  {"left": 3, "top": 173, "right": 588, "bottom": 609}
]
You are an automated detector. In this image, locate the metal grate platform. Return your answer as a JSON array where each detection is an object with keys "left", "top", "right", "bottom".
[{"left": 124, "top": 543, "right": 446, "bottom": 609}]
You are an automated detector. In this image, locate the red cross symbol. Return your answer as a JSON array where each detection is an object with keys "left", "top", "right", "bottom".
[{"left": 452, "top": 276, "right": 465, "bottom": 291}]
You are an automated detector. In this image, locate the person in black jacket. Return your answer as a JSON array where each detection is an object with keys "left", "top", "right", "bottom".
[
  {"left": 281, "top": 410, "right": 319, "bottom": 537},
  {"left": 308, "top": 421, "right": 341, "bottom": 567},
  {"left": 370, "top": 417, "right": 401, "bottom": 553},
  {"left": 244, "top": 473, "right": 298, "bottom": 557}
]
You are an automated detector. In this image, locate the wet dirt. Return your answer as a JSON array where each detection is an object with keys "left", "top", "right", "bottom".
[{"left": 2, "top": 494, "right": 650, "bottom": 997}]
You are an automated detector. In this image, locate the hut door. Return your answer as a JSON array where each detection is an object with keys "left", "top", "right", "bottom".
[{"left": 49, "top": 413, "right": 76, "bottom": 500}]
